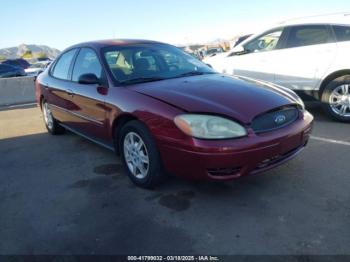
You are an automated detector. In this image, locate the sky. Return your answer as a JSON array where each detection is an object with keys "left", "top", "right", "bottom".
[{"left": 1, "top": 0, "right": 349, "bottom": 50}]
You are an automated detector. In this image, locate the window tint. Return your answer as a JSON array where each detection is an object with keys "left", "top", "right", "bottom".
[
  {"left": 72, "top": 48, "right": 102, "bottom": 82},
  {"left": 333, "top": 25, "right": 350, "bottom": 42},
  {"left": 286, "top": 25, "right": 331, "bottom": 48},
  {"left": 52, "top": 49, "right": 77, "bottom": 80},
  {"left": 243, "top": 28, "right": 283, "bottom": 53}
]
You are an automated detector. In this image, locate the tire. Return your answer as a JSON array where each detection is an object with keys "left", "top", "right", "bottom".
[
  {"left": 321, "top": 75, "right": 350, "bottom": 122},
  {"left": 41, "top": 99, "right": 65, "bottom": 134},
  {"left": 118, "top": 120, "right": 164, "bottom": 189}
]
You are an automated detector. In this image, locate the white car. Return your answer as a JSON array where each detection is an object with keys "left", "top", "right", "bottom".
[
  {"left": 204, "top": 13, "right": 350, "bottom": 122},
  {"left": 25, "top": 61, "right": 51, "bottom": 77},
  {"left": 205, "top": 47, "right": 225, "bottom": 58}
]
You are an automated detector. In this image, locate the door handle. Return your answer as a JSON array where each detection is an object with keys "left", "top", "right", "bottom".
[{"left": 66, "top": 89, "right": 74, "bottom": 97}]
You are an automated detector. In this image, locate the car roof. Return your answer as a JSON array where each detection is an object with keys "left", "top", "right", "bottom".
[
  {"left": 277, "top": 13, "right": 350, "bottom": 27},
  {"left": 234, "top": 13, "right": 350, "bottom": 48},
  {"left": 66, "top": 39, "right": 168, "bottom": 51}
]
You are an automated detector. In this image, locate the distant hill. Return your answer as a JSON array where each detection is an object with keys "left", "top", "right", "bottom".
[{"left": 0, "top": 44, "right": 60, "bottom": 60}]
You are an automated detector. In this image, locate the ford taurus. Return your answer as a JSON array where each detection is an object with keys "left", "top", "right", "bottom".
[{"left": 35, "top": 39, "right": 313, "bottom": 188}]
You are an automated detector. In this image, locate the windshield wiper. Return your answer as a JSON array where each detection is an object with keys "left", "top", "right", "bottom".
[
  {"left": 119, "top": 77, "right": 166, "bottom": 85},
  {"left": 173, "top": 71, "right": 215, "bottom": 78},
  {"left": 119, "top": 72, "right": 216, "bottom": 84}
]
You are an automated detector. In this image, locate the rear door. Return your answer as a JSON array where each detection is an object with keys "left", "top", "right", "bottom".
[
  {"left": 67, "top": 47, "right": 108, "bottom": 140},
  {"left": 46, "top": 48, "right": 78, "bottom": 123},
  {"left": 273, "top": 24, "right": 337, "bottom": 91},
  {"left": 331, "top": 25, "right": 350, "bottom": 71}
]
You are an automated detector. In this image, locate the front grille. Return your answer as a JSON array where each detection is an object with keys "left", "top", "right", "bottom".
[{"left": 251, "top": 106, "right": 299, "bottom": 133}]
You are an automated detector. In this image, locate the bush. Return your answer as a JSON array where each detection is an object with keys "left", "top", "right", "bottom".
[
  {"left": 21, "top": 51, "right": 33, "bottom": 59},
  {"left": 36, "top": 52, "right": 48, "bottom": 59}
]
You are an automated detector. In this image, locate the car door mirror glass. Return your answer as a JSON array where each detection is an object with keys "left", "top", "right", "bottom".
[
  {"left": 228, "top": 45, "right": 246, "bottom": 56},
  {"left": 78, "top": 73, "right": 100, "bottom": 85}
]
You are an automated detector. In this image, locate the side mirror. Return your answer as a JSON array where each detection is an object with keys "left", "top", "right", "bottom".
[
  {"left": 232, "top": 45, "right": 245, "bottom": 54},
  {"left": 78, "top": 73, "right": 100, "bottom": 85},
  {"left": 228, "top": 45, "right": 247, "bottom": 57}
]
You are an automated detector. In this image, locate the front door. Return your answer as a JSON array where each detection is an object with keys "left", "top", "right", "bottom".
[
  {"left": 67, "top": 47, "right": 109, "bottom": 141},
  {"left": 225, "top": 27, "right": 285, "bottom": 83}
]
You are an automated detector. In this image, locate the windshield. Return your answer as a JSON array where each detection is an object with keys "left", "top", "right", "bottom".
[
  {"left": 102, "top": 44, "right": 216, "bottom": 84},
  {"left": 206, "top": 48, "right": 222, "bottom": 55}
]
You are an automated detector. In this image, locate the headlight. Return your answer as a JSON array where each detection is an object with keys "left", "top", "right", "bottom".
[{"left": 174, "top": 114, "right": 247, "bottom": 139}]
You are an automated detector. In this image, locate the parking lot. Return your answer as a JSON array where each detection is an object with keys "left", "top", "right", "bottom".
[{"left": 0, "top": 103, "right": 349, "bottom": 255}]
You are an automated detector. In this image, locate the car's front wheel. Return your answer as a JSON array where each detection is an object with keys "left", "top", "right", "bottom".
[
  {"left": 42, "top": 100, "right": 65, "bottom": 134},
  {"left": 321, "top": 75, "right": 350, "bottom": 122},
  {"left": 119, "top": 120, "right": 164, "bottom": 188}
]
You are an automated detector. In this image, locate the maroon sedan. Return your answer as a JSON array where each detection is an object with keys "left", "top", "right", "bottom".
[{"left": 35, "top": 39, "right": 313, "bottom": 188}]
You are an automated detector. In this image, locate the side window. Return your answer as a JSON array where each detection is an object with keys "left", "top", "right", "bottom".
[
  {"left": 333, "top": 25, "right": 350, "bottom": 42},
  {"left": 72, "top": 48, "right": 102, "bottom": 82},
  {"left": 51, "top": 49, "right": 77, "bottom": 80},
  {"left": 243, "top": 28, "right": 283, "bottom": 53},
  {"left": 286, "top": 25, "right": 332, "bottom": 48}
]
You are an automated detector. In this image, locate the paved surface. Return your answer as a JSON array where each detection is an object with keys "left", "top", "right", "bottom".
[{"left": 0, "top": 104, "right": 349, "bottom": 255}]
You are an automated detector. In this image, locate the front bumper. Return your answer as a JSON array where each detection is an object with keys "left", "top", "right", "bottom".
[{"left": 157, "top": 111, "right": 314, "bottom": 181}]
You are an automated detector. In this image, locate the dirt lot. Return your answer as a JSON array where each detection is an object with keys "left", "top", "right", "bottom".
[{"left": 0, "top": 104, "right": 349, "bottom": 255}]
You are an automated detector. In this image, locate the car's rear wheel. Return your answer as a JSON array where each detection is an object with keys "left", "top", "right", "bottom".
[
  {"left": 119, "top": 120, "right": 164, "bottom": 188},
  {"left": 42, "top": 100, "right": 65, "bottom": 134},
  {"left": 321, "top": 75, "right": 350, "bottom": 122}
]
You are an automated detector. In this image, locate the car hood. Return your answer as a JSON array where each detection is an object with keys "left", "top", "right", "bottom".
[{"left": 130, "top": 74, "right": 301, "bottom": 124}]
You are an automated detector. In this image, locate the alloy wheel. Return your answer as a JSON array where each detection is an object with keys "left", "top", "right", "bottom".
[
  {"left": 123, "top": 132, "right": 150, "bottom": 179},
  {"left": 43, "top": 102, "right": 54, "bottom": 130},
  {"left": 329, "top": 84, "right": 350, "bottom": 117}
]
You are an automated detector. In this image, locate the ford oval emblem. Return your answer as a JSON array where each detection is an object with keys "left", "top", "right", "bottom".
[{"left": 274, "top": 114, "right": 286, "bottom": 125}]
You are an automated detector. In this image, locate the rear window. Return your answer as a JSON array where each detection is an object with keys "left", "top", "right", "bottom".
[
  {"left": 333, "top": 25, "right": 350, "bottom": 42},
  {"left": 286, "top": 25, "right": 332, "bottom": 48}
]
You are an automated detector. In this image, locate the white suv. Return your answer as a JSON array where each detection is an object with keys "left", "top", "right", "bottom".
[{"left": 204, "top": 14, "right": 350, "bottom": 122}]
